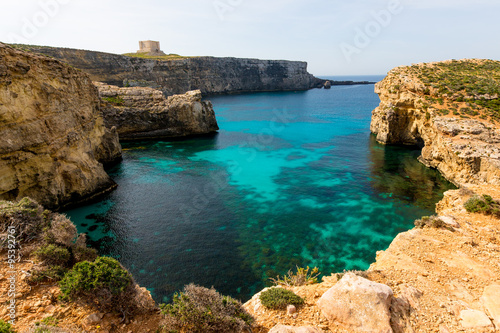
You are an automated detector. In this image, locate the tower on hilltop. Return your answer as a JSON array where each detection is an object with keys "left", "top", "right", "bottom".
[{"left": 138, "top": 40, "right": 166, "bottom": 56}]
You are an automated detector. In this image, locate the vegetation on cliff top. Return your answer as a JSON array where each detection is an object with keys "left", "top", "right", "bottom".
[
  {"left": 393, "top": 59, "right": 500, "bottom": 122},
  {"left": 123, "top": 52, "right": 193, "bottom": 60},
  {"left": 159, "top": 284, "right": 253, "bottom": 333},
  {"left": 270, "top": 265, "right": 320, "bottom": 286},
  {"left": 259, "top": 287, "right": 304, "bottom": 310},
  {"left": 464, "top": 194, "right": 500, "bottom": 218}
]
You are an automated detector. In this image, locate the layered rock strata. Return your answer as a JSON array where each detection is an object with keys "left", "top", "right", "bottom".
[
  {"left": 16, "top": 45, "right": 324, "bottom": 96},
  {"left": 0, "top": 43, "right": 121, "bottom": 209},
  {"left": 370, "top": 60, "right": 500, "bottom": 186},
  {"left": 96, "top": 83, "right": 219, "bottom": 140}
]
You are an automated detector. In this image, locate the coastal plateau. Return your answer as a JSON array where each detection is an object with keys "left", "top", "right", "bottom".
[{"left": 14, "top": 45, "right": 324, "bottom": 96}]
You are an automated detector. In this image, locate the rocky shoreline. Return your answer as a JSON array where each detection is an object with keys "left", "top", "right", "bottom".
[
  {"left": 96, "top": 83, "right": 219, "bottom": 141},
  {"left": 1, "top": 47, "right": 500, "bottom": 332}
]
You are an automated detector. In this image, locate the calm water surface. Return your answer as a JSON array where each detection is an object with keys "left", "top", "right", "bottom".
[{"left": 65, "top": 76, "right": 455, "bottom": 302}]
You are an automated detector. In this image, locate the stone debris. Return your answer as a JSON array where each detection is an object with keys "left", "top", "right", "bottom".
[{"left": 287, "top": 304, "right": 297, "bottom": 315}]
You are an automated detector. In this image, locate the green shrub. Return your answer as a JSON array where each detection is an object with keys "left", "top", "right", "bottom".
[
  {"left": 0, "top": 320, "right": 15, "bottom": 333},
  {"left": 59, "top": 257, "right": 134, "bottom": 313},
  {"left": 271, "top": 266, "right": 320, "bottom": 286},
  {"left": 464, "top": 194, "right": 500, "bottom": 217},
  {"left": 27, "top": 265, "right": 68, "bottom": 285},
  {"left": 102, "top": 96, "right": 125, "bottom": 106},
  {"left": 259, "top": 287, "right": 304, "bottom": 310},
  {"left": 159, "top": 284, "right": 253, "bottom": 333},
  {"left": 33, "top": 244, "right": 70, "bottom": 266},
  {"left": 414, "top": 215, "right": 453, "bottom": 231},
  {"left": 40, "top": 317, "right": 58, "bottom": 327}
]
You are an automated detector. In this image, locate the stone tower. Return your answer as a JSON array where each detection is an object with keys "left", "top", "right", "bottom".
[{"left": 138, "top": 40, "right": 166, "bottom": 56}]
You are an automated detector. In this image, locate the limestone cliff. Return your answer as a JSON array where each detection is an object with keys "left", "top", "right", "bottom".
[
  {"left": 371, "top": 59, "right": 500, "bottom": 186},
  {"left": 0, "top": 43, "right": 122, "bottom": 210},
  {"left": 96, "top": 83, "right": 219, "bottom": 140},
  {"left": 14, "top": 45, "right": 324, "bottom": 96}
]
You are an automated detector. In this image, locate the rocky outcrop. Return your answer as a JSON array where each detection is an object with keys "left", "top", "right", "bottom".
[
  {"left": 96, "top": 83, "right": 218, "bottom": 140},
  {"left": 370, "top": 60, "right": 500, "bottom": 186},
  {"left": 317, "top": 273, "right": 394, "bottom": 333},
  {"left": 0, "top": 43, "right": 121, "bottom": 210},
  {"left": 16, "top": 45, "right": 324, "bottom": 96}
]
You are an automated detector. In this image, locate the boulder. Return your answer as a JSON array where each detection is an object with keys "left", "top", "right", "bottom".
[
  {"left": 317, "top": 272, "right": 393, "bottom": 333},
  {"left": 269, "top": 325, "right": 323, "bottom": 333},
  {"left": 324, "top": 81, "right": 331, "bottom": 89}
]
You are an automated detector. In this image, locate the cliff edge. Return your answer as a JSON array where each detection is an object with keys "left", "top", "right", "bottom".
[
  {"left": 0, "top": 43, "right": 122, "bottom": 210},
  {"left": 13, "top": 45, "right": 324, "bottom": 96},
  {"left": 371, "top": 59, "right": 500, "bottom": 186}
]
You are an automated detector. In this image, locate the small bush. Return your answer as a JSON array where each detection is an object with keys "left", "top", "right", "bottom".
[
  {"left": 271, "top": 266, "right": 320, "bottom": 286},
  {"left": 44, "top": 214, "right": 77, "bottom": 247},
  {"left": 464, "top": 194, "right": 500, "bottom": 217},
  {"left": 33, "top": 244, "right": 71, "bottom": 266},
  {"left": 27, "top": 265, "right": 68, "bottom": 285},
  {"left": 159, "top": 284, "right": 253, "bottom": 333},
  {"left": 0, "top": 320, "right": 15, "bottom": 333},
  {"left": 0, "top": 197, "right": 48, "bottom": 244},
  {"left": 103, "top": 96, "right": 125, "bottom": 106},
  {"left": 259, "top": 287, "right": 304, "bottom": 310},
  {"left": 40, "top": 317, "right": 58, "bottom": 327},
  {"left": 59, "top": 257, "right": 135, "bottom": 313},
  {"left": 414, "top": 215, "right": 453, "bottom": 231},
  {"left": 72, "top": 234, "right": 98, "bottom": 262},
  {"left": 26, "top": 325, "right": 71, "bottom": 333}
]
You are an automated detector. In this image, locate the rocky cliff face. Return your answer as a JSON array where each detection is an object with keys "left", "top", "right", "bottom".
[
  {"left": 16, "top": 45, "right": 323, "bottom": 96},
  {"left": 0, "top": 43, "right": 122, "bottom": 210},
  {"left": 371, "top": 59, "right": 500, "bottom": 186},
  {"left": 96, "top": 82, "right": 219, "bottom": 140}
]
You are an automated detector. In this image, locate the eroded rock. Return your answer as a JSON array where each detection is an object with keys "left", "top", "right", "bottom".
[
  {"left": 97, "top": 83, "right": 219, "bottom": 140},
  {"left": 0, "top": 43, "right": 121, "bottom": 209}
]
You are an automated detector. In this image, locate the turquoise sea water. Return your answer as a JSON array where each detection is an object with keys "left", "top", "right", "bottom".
[{"left": 65, "top": 76, "right": 455, "bottom": 303}]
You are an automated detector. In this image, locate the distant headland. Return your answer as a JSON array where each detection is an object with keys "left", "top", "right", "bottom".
[{"left": 10, "top": 43, "right": 376, "bottom": 96}]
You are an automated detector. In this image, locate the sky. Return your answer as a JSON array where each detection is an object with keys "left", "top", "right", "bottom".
[{"left": 0, "top": 0, "right": 499, "bottom": 75}]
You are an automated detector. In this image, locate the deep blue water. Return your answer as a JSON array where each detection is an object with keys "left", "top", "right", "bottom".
[{"left": 65, "top": 77, "right": 455, "bottom": 303}]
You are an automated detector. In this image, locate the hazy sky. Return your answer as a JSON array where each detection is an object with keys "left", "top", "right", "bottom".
[{"left": 1, "top": 0, "right": 499, "bottom": 75}]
